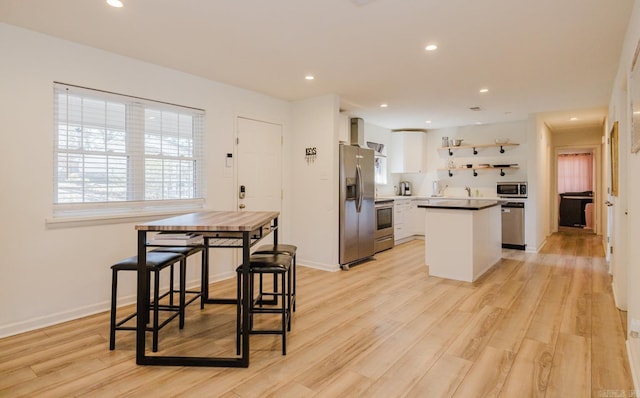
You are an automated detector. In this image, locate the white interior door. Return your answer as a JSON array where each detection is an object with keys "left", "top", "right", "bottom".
[{"left": 236, "top": 117, "right": 282, "bottom": 214}]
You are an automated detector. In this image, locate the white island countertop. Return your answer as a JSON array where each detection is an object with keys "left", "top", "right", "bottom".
[
  {"left": 417, "top": 199, "right": 502, "bottom": 210},
  {"left": 377, "top": 195, "right": 508, "bottom": 202}
]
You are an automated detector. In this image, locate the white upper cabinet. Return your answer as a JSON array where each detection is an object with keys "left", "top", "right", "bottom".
[
  {"left": 338, "top": 113, "right": 351, "bottom": 144},
  {"left": 390, "top": 131, "right": 426, "bottom": 173}
]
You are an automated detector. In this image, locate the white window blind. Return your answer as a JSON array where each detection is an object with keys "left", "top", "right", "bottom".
[{"left": 53, "top": 83, "right": 205, "bottom": 219}]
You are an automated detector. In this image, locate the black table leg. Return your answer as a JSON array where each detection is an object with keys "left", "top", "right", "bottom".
[{"left": 136, "top": 230, "right": 148, "bottom": 365}]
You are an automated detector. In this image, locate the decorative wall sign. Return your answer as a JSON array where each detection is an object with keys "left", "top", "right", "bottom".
[{"left": 305, "top": 147, "right": 317, "bottom": 164}]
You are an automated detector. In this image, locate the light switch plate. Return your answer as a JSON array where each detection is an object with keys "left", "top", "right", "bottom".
[{"left": 630, "top": 318, "right": 640, "bottom": 338}]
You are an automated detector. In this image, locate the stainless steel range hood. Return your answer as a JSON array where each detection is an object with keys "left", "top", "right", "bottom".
[{"left": 350, "top": 117, "right": 364, "bottom": 146}]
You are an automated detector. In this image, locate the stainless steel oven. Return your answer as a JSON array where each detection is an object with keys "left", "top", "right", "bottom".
[{"left": 374, "top": 200, "right": 394, "bottom": 253}]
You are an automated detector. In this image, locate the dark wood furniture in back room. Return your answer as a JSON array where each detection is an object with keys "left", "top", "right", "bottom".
[{"left": 559, "top": 191, "right": 593, "bottom": 227}]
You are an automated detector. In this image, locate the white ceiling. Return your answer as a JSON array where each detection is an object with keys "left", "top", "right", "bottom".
[{"left": 0, "top": 0, "right": 633, "bottom": 131}]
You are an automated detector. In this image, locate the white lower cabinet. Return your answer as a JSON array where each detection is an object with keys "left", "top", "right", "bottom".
[
  {"left": 411, "top": 201, "right": 426, "bottom": 236},
  {"left": 394, "top": 199, "right": 411, "bottom": 242},
  {"left": 395, "top": 198, "right": 426, "bottom": 243}
]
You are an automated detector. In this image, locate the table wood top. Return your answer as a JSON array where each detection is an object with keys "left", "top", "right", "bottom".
[{"left": 135, "top": 211, "right": 279, "bottom": 232}]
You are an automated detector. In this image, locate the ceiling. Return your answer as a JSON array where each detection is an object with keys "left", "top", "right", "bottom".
[{"left": 0, "top": 0, "right": 633, "bottom": 131}]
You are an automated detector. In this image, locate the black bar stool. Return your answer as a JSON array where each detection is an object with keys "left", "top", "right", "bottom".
[
  {"left": 252, "top": 244, "right": 297, "bottom": 311},
  {"left": 236, "top": 253, "right": 292, "bottom": 355},
  {"left": 151, "top": 245, "right": 206, "bottom": 324},
  {"left": 109, "top": 251, "right": 184, "bottom": 352}
]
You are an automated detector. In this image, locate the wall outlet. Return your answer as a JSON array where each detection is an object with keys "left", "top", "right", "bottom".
[{"left": 630, "top": 318, "right": 640, "bottom": 338}]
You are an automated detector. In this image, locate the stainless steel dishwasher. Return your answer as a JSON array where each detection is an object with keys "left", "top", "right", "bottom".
[{"left": 501, "top": 202, "right": 525, "bottom": 250}]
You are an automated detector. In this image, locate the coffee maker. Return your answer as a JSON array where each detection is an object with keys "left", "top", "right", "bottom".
[
  {"left": 399, "top": 181, "right": 412, "bottom": 196},
  {"left": 432, "top": 180, "right": 443, "bottom": 196}
]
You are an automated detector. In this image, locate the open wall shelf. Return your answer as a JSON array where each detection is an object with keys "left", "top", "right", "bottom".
[
  {"left": 438, "top": 165, "right": 519, "bottom": 177},
  {"left": 440, "top": 143, "right": 519, "bottom": 156}
]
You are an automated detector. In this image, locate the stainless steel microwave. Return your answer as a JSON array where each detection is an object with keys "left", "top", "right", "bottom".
[{"left": 497, "top": 182, "right": 528, "bottom": 198}]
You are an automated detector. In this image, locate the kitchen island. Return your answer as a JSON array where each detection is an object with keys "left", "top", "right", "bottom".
[{"left": 417, "top": 199, "right": 502, "bottom": 282}]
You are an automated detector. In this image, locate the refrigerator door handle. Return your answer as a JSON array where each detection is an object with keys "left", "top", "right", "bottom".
[{"left": 356, "top": 164, "right": 363, "bottom": 213}]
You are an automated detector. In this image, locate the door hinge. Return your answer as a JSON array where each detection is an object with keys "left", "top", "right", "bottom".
[
  {"left": 236, "top": 137, "right": 239, "bottom": 145},
  {"left": 610, "top": 246, "right": 614, "bottom": 254}
]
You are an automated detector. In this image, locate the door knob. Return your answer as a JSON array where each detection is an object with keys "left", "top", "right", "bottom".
[{"left": 239, "top": 204, "right": 246, "bottom": 209}]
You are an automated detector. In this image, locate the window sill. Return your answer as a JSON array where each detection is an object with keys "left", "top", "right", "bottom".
[{"left": 45, "top": 209, "right": 204, "bottom": 229}]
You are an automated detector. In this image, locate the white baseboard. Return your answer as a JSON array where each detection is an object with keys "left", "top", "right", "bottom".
[
  {"left": 627, "top": 339, "right": 640, "bottom": 394},
  {"left": 0, "top": 301, "right": 109, "bottom": 339},
  {"left": 299, "top": 259, "right": 340, "bottom": 272},
  {"left": 527, "top": 238, "right": 547, "bottom": 253},
  {"left": 612, "top": 280, "right": 628, "bottom": 311},
  {"left": 0, "top": 276, "right": 227, "bottom": 339}
]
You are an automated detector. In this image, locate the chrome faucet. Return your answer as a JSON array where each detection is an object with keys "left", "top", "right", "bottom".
[{"left": 465, "top": 186, "right": 471, "bottom": 197}]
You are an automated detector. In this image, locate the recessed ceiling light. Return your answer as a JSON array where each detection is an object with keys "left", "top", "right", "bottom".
[
  {"left": 107, "top": 0, "right": 123, "bottom": 7},
  {"left": 305, "top": 75, "right": 315, "bottom": 80},
  {"left": 425, "top": 44, "right": 438, "bottom": 51},
  {"left": 475, "top": 122, "right": 483, "bottom": 125},
  {"left": 351, "top": 0, "right": 378, "bottom": 6},
  {"left": 380, "top": 103, "right": 388, "bottom": 108},
  {"left": 570, "top": 117, "right": 578, "bottom": 121},
  {"left": 479, "top": 88, "right": 489, "bottom": 93},
  {"left": 425, "top": 120, "right": 432, "bottom": 124}
]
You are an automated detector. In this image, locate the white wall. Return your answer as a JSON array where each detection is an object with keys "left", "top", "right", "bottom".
[
  {"left": 523, "top": 115, "right": 552, "bottom": 253},
  {"left": 608, "top": 83, "right": 630, "bottom": 312},
  {"left": 0, "top": 23, "right": 294, "bottom": 337},
  {"left": 609, "top": 0, "right": 640, "bottom": 387},
  {"left": 290, "top": 95, "right": 341, "bottom": 271},
  {"left": 401, "top": 121, "right": 528, "bottom": 198}
]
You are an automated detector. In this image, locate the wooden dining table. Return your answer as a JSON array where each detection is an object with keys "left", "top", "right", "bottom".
[{"left": 135, "top": 210, "right": 279, "bottom": 367}]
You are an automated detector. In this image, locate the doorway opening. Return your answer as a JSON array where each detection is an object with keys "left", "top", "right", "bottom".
[{"left": 556, "top": 150, "right": 596, "bottom": 233}]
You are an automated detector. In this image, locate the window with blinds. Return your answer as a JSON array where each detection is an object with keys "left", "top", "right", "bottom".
[{"left": 53, "top": 83, "right": 205, "bottom": 219}]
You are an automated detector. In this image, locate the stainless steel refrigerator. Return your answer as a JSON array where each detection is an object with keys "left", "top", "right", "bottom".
[{"left": 339, "top": 143, "right": 375, "bottom": 270}]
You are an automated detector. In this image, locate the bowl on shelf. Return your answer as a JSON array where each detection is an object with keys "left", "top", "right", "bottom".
[
  {"left": 494, "top": 138, "right": 509, "bottom": 144},
  {"left": 450, "top": 138, "right": 464, "bottom": 146}
]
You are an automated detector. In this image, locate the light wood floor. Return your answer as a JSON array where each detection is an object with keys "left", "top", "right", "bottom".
[{"left": 0, "top": 230, "right": 634, "bottom": 397}]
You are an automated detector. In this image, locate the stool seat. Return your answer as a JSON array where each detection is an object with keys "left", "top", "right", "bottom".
[
  {"left": 244, "top": 253, "right": 292, "bottom": 272},
  {"left": 236, "top": 253, "right": 293, "bottom": 355},
  {"left": 252, "top": 244, "right": 297, "bottom": 312},
  {"left": 109, "top": 251, "right": 185, "bottom": 352},
  {"left": 111, "top": 252, "right": 183, "bottom": 270},
  {"left": 151, "top": 245, "right": 207, "bottom": 311},
  {"left": 253, "top": 244, "right": 297, "bottom": 256}
]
